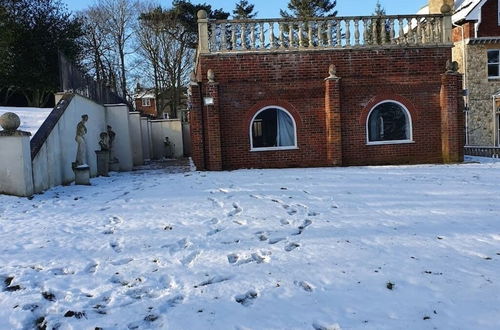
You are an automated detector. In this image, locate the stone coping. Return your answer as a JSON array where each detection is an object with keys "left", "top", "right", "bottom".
[
  {"left": 30, "top": 93, "right": 75, "bottom": 160},
  {"left": 0, "top": 130, "right": 31, "bottom": 137}
]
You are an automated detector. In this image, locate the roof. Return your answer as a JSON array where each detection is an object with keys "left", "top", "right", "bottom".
[
  {"left": 453, "top": 0, "right": 485, "bottom": 23},
  {"left": 418, "top": 0, "right": 486, "bottom": 24},
  {"left": 134, "top": 89, "right": 155, "bottom": 99}
]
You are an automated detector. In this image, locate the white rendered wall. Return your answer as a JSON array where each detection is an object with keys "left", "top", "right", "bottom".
[
  {"left": 105, "top": 104, "right": 133, "bottom": 171},
  {"left": 0, "top": 135, "right": 34, "bottom": 196},
  {"left": 150, "top": 119, "right": 184, "bottom": 159},
  {"left": 32, "top": 95, "right": 106, "bottom": 193},
  {"left": 128, "top": 112, "right": 144, "bottom": 166},
  {"left": 141, "top": 117, "right": 151, "bottom": 161}
]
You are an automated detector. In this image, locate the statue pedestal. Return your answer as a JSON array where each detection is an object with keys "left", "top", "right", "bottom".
[
  {"left": 109, "top": 159, "right": 120, "bottom": 172},
  {"left": 95, "top": 150, "right": 110, "bottom": 177},
  {"left": 72, "top": 164, "right": 91, "bottom": 185}
]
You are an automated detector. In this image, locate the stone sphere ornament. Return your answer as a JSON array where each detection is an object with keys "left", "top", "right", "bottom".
[{"left": 0, "top": 112, "right": 21, "bottom": 131}]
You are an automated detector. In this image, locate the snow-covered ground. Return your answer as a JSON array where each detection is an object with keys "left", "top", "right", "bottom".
[
  {"left": 1, "top": 158, "right": 500, "bottom": 329},
  {"left": 0, "top": 106, "right": 53, "bottom": 137}
]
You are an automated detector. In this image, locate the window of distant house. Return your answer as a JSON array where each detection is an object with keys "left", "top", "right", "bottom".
[
  {"left": 250, "top": 107, "right": 297, "bottom": 150},
  {"left": 367, "top": 101, "right": 413, "bottom": 144},
  {"left": 142, "top": 98, "right": 151, "bottom": 107},
  {"left": 488, "top": 50, "right": 500, "bottom": 78}
]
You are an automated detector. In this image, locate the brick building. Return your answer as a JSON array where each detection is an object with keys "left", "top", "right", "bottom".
[{"left": 190, "top": 0, "right": 465, "bottom": 170}]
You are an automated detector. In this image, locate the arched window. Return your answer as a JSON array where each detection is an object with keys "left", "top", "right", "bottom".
[
  {"left": 367, "top": 101, "right": 412, "bottom": 144},
  {"left": 250, "top": 107, "right": 297, "bottom": 150}
]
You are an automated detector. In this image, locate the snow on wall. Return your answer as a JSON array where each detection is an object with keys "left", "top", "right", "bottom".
[{"left": 0, "top": 107, "right": 52, "bottom": 137}]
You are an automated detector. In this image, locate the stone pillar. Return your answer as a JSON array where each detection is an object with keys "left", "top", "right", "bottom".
[
  {"left": 189, "top": 77, "right": 206, "bottom": 170},
  {"left": 128, "top": 111, "right": 144, "bottom": 166},
  {"left": 197, "top": 10, "right": 209, "bottom": 54},
  {"left": 140, "top": 117, "right": 151, "bottom": 161},
  {"left": 440, "top": 69, "right": 465, "bottom": 163},
  {"left": 205, "top": 69, "right": 223, "bottom": 171},
  {"left": 104, "top": 104, "right": 133, "bottom": 171},
  {"left": 324, "top": 65, "right": 343, "bottom": 166},
  {"left": 95, "top": 150, "right": 110, "bottom": 177},
  {"left": 0, "top": 113, "right": 34, "bottom": 197}
]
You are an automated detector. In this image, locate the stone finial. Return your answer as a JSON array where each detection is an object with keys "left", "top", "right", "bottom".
[
  {"left": 197, "top": 10, "right": 208, "bottom": 20},
  {"left": 0, "top": 112, "right": 21, "bottom": 132},
  {"left": 445, "top": 60, "right": 459, "bottom": 73},
  {"left": 325, "top": 64, "right": 339, "bottom": 80},
  {"left": 207, "top": 69, "right": 215, "bottom": 83},
  {"left": 440, "top": 4, "right": 452, "bottom": 15}
]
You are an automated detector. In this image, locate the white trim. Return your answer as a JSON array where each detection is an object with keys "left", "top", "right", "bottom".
[
  {"left": 365, "top": 100, "right": 413, "bottom": 144},
  {"left": 249, "top": 106, "right": 298, "bottom": 151},
  {"left": 488, "top": 49, "right": 500, "bottom": 78},
  {"left": 250, "top": 146, "right": 299, "bottom": 152},
  {"left": 367, "top": 140, "right": 415, "bottom": 146}
]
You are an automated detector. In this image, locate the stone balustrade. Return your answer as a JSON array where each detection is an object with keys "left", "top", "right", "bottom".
[{"left": 197, "top": 12, "right": 452, "bottom": 54}]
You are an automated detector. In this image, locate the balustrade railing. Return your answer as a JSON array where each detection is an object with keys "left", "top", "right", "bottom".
[{"left": 197, "top": 12, "right": 452, "bottom": 54}]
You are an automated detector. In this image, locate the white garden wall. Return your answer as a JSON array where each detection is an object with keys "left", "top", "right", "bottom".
[{"left": 150, "top": 119, "right": 184, "bottom": 159}]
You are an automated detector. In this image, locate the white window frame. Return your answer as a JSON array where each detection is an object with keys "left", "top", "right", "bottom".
[
  {"left": 142, "top": 98, "right": 151, "bottom": 107},
  {"left": 366, "top": 100, "right": 414, "bottom": 145},
  {"left": 496, "top": 108, "right": 500, "bottom": 146},
  {"left": 488, "top": 50, "right": 500, "bottom": 79},
  {"left": 249, "top": 106, "right": 298, "bottom": 151}
]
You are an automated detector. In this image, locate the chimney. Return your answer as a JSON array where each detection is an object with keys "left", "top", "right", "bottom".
[{"left": 429, "top": 0, "right": 454, "bottom": 14}]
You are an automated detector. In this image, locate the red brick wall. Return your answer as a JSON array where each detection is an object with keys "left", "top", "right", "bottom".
[
  {"left": 478, "top": 0, "right": 500, "bottom": 37},
  {"left": 191, "top": 46, "right": 462, "bottom": 170},
  {"left": 452, "top": 23, "right": 475, "bottom": 42}
]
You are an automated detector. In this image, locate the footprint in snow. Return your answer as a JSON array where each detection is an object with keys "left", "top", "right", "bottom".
[
  {"left": 291, "top": 219, "right": 312, "bottom": 236},
  {"left": 228, "top": 202, "right": 242, "bottom": 217},
  {"left": 110, "top": 239, "right": 123, "bottom": 253},
  {"left": 110, "top": 216, "right": 123, "bottom": 225},
  {"left": 251, "top": 251, "right": 271, "bottom": 263},
  {"left": 312, "top": 322, "right": 342, "bottom": 330},
  {"left": 103, "top": 227, "right": 115, "bottom": 235},
  {"left": 84, "top": 261, "right": 99, "bottom": 274},
  {"left": 285, "top": 242, "right": 300, "bottom": 252},
  {"left": 207, "top": 228, "right": 223, "bottom": 236},
  {"left": 158, "top": 295, "right": 185, "bottom": 313},
  {"left": 182, "top": 251, "right": 201, "bottom": 266},
  {"left": 235, "top": 290, "right": 258, "bottom": 306},
  {"left": 227, "top": 253, "right": 239, "bottom": 264},
  {"left": 295, "top": 280, "right": 314, "bottom": 292},
  {"left": 194, "top": 275, "right": 231, "bottom": 288},
  {"left": 111, "top": 258, "right": 134, "bottom": 266},
  {"left": 208, "top": 197, "right": 224, "bottom": 208},
  {"left": 168, "top": 238, "right": 191, "bottom": 254},
  {"left": 268, "top": 237, "right": 286, "bottom": 245}
]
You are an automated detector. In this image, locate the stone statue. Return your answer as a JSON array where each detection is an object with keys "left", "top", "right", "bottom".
[
  {"left": 75, "top": 114, "right": 88, "bottom": 166},
  {"left": 107, "top": 125, "right": 119, "bottom": 164},
  {"left": 107, "top": 125, "right": 116, "bottom": 150},
  {"left": 99, "top": 132, "right": 109, "bottom": 151}
]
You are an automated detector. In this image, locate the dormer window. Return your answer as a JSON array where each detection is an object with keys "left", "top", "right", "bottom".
[{"left": 142, "top": 98, "right": 151, "bottom": 107}]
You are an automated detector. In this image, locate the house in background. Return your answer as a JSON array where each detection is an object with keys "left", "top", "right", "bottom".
[
  {"left": 420, "top": 0, "right": 500, "bottom": 147},
  {"left": 189, "top": 0, "right": 464, "bottom": 171}
]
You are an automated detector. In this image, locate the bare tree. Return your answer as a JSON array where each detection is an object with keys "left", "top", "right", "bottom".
[{"left": 95, "top": 0, "right": 139, "bottom": 99}]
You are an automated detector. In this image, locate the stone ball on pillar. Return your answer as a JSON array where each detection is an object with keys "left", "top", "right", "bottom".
[
  {"left": 197, "top": 10, "right": 208, "bottom": 19},
  {"left": 440, "top": 4, "right": 452, "bottom": 14},
  {"left": 0, "top": 112, "right": 21, "bottom": 131}
]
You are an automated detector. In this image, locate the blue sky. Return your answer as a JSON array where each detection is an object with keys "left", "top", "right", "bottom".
[{"left": 64, "top": 0, "right": 426, "bottom": 17}]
